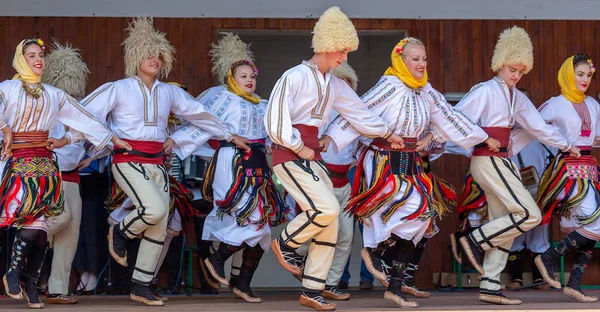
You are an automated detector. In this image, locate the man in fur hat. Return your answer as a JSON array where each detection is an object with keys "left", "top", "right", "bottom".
[
  {"left": 265, "top": 6, "right": 404, "bottom": 311},
  {"left": 81, "top": 16, "right": 248, "bottom": 306},
  {"left": 450, "top": 26, "right": 580, "bottom": 305},
  {"left": 38, "top": 41, "right": 90, "bottom": 304}
]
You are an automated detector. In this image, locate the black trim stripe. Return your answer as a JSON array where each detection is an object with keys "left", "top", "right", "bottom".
[
  {"left": 283, "top": 228, "right": 302, "bottom": 246},
  {"left": 280, "top": 162, "right": 322, "bottom": 243},
  {"left": 303, "top": 275, "right": 326, "bottom": 284},
  {"left": 481, "top": 277, "right": 501, "bottom": 285},
  {"left": 311, "top": 240, "right": 335, "bottom": 248},
  {"left": 134, "top": 267, "right": 155, "bottom": 276},
  {"left": 497, "top": 247, "right": 510, "bottom": 253},
  {"left": 510, "top": 214, "right": 525, "bottom": 233},
  {"left": 131, "top": 278, "right": 151, "bottom": 286},
  {"left": 307, "top": 211, "right": 327, "bottom": 228},
  {"left": 115, "top": 163, "right": 156, "bottom": 234},
  {"left": 478, "top": 158, "right": 530, "bottom": 242},
  {"left": 477, "top": 227, "right": 494, "bottom": 249},
  {"left": 142, "top": 236, "right": 164, "bottom": 246}
]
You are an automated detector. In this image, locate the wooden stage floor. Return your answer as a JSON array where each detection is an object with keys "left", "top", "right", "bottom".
[{"left": 2, "top": 289, "right": 600, "bottom": 311}]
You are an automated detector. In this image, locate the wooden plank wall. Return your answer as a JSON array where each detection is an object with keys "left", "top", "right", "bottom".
[{"left": 1, "top": 17, "right": 599, "bottom": 289}]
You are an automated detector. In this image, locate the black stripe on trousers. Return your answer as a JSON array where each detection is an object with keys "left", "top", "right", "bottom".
[
  {"left": 311, "top": 239, "right": 336, "bottom": 248},
  {"left": 114, "top": 163, "right": 156, "bottom": 233},
  {"left": 303, "top": 275, "right": 326, "bottom": 284},
  {"left": 142, "top": 235, "right": 164, "bottom": 246},
  {"left": 280, "top": 162, "right": 324, "bottom": 244},
  {"left": 475, "top": 157, "right": 530, "bottom": 246},
  {"left": 501, "top": 158, "right": 521, "bottom": 182},
  {"left": 497, "top": 246, "right": 510, "bottom": 253},
  {"left": 481, "top": 277, "right": 501, "bottom": 285},
  {"left": 283, "top": 228, "right": 302, "bottom": 246},
  {"left": 132, "top": 277, "right": 151, "bottom": 286},
  {"left": 134, "top": 266, "right": 155, "bottom": 276}
]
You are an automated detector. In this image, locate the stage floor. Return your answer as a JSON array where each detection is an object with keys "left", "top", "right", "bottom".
[{"left": 2, "top": 289, "right": 600, "bottom": 311}]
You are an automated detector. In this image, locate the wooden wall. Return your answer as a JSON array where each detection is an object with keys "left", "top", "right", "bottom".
[{"left": 2, "top": 16, "right": 600, "bottom": 289}]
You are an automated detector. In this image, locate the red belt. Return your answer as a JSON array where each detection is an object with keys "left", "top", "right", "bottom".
[
  {"left": 112, "top": 139, "right": 164, "bottom": 165},
  {"left": 12, "top": 131, "right": 51, "bottom": 151},
  {"left": 272, "top": 125, "right": 322, "bottom": 166},
  {"left": 326, "top": 163, "right": 351, "bottom": 188},
  {"left": 61, "top": 169, "right": 81, "bottom": 184},
  {"left": 472, "top": 127, "right": 510, "bottom": 157}
]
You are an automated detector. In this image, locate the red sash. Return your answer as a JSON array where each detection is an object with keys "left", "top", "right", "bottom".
[
  {"left": 61, "top": 170, "right": 81, "bottom": 184},
  {"left": 326, "top": 163, "right": 351, "bottom": 188},
  {"left": 112, "top": 139, "right": 164, "bottom": 165},
  {"left": 272, "top": 125, "right": 322, "bottom": 166},
  {"left": 472, "top": 127, "right": 510, "bottom": 157}
]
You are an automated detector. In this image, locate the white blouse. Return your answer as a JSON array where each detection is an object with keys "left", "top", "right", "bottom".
[
  {"left": 0, "top": 79, "right": 112, "bottom": 148},
  {"left": 326, "top": 75, "right": 489, "bottom": 151}
]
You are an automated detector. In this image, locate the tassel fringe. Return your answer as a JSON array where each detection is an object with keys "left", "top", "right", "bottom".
[
  {"left": 537, "top": 155, "right": 600, "bottom": 225},
  {"left": 204, "top": 149, "right": 288, "bottom": 229},
  {"left": 0, "top": 156, "right": 63, "bottom": 229},
  {"left": 345, "top": 150, "right": 445, "bottom": 224}
]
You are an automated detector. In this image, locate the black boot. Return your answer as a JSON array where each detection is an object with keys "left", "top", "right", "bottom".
[
  {"left": 382, "top": 239, "right": 418, "bottom": 308},
  {"left": 384, "top": 261, "right": 418, "bottom": 308},
  {"left": 3, "top": 235, "right": 33, "bottom": 299},
  {"left": 531, "top": 252, "right": 550, "bottom": 290},
  {"left": 130, "top": 282, "right": 165, "bottom": 306},
  {"left": 37, "top": 245, "right": 52, "bottom": 295},
  {"left": 22, "top": 243, "right": 48, "bottom": 309},
  {"left": 150, "top": 278, "right": 168, "bottom": 302},
  {"left": 232, "top": 245, "right": 263, "bottom": 303},
  {"left": 506, "top": 251, "right": 524, "bottom": 290},
  {"left": 362, "top": 237, "right": 393, "bottom": 282},
  {"left": 108, "top": 224, "right": 129, "bottom": 266},
  {"left": 535, "top": 231, "right": 590, "bottom": 289},
  {"left": 402, "top": 237, "right": 430, "bottom": 298},
  {"left": 205, "top": 243, "right": 244, "bottom": 286},
  {"left": 563, "top": 240, "right": 598, "bottom": 302}
]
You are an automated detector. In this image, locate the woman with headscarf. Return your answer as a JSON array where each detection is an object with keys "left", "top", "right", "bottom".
[
  {"left": 326, "top": 37, "right": 494, "bottom": 308},
  {"left": 532, "top": 53, "right": 600, "bottom": 303},
  {"left": 0, "top": 38, "right": 125, "bottom": 309},
  {"left": 172, "top": 33, "right": 288, "bottom": 304}
]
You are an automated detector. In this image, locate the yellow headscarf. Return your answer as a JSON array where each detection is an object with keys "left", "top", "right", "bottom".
[
  {"left": 383, "top": 39, "right": 428, "bottom": 89},
  {"left": 226, "top": 61, "right": 261, "bottom": 104},
  {"left": 558, "top": 55, "right": 594, "bottom": 104},
  {"left": 12, "top": 39, "right": 44, "bottom": 84}
]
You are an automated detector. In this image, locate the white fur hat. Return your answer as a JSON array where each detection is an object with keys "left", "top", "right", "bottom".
[
  {"left": 491, "top": 26, "right": 534, "bottom": 74},
  {"left": 332, "top": 62, "right": 358, "bottom": 91},
  {"left": 42, "top": 40, "right": 90, "bottom": 98},
  {"left": 312, "top": 6, "right": 359, "bottom": 53}
]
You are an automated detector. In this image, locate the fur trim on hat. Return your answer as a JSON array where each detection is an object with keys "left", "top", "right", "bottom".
[
  {"left": 209, "top": 33, "right": 254, "bottom": 84},
  {"left": 312, "top": 6, "right": 359, "bottom": 53},
  {"left": 491, "top": 26, "right": 534, "bottom": 74},
  {"left": 122, "top": 16, "right": 175, "bottom": 79},
  {"left": 42, "top": 40, "right": 90, "bottom": 98},
  {"left": 332, "top": 62, "right": 358, "bottom": 91}
]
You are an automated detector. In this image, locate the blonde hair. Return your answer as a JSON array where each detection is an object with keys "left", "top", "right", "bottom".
[
  {"left": 399, "top": 37, "right": 425, "bottom": 59},
  {"left": 312, "top": 6, "right": 359, "bottom": 53}
]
